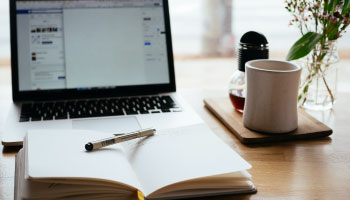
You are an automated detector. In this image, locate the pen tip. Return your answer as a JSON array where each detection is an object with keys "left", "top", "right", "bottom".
[{"left": 85, "top": 143, "right": 93, "bottom": 151}]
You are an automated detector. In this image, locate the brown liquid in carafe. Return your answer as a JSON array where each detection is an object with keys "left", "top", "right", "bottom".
[{"left": 229, "top": 89, "right": 245, "bottom": 113}]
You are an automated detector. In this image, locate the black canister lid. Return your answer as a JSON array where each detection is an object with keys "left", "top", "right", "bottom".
[
  {"left": 238, "top": 31, "right": 269, "bottom": 72},
  {"left": 240, "top": 31, "right": 268, "bottom": 45}
]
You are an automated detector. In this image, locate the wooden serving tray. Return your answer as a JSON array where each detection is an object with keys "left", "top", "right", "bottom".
[{"left": 204, "top": 98, "right": 333, "bottom": 144}]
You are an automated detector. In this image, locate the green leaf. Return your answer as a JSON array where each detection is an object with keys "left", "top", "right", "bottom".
[
  {"left": 303, "top": 84, "right": 309, "bottom": 93},
  {"left": 324, "top": 0, "right": 329, "bottom": 13},
  {"left": 327, "top": 23, "right": 340, "bottom": 40},
  {"left": 328, "top": 0, "right": 337, "bottom": 13},
  {"left": 286, "top": 32, "right": 323, "bottom": 61},
  {"left": 343, "top": 0, "right": 350, "bottom": 14},
  {"left": 298, "top": 94, "right": 302, "bottom": 101}
]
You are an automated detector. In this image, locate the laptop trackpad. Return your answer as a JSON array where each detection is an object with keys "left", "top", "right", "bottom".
[{"left": 72, "top": 116, "right": 141, "bottom": 134}]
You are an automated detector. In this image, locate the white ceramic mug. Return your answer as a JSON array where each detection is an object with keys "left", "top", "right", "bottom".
[{"left": 243, "top": 60, "right": 302, "bottom": 134}]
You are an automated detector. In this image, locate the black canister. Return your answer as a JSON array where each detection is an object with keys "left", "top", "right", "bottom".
[{"left": 238, "top": 31, "right": 269, "bottom": 72}]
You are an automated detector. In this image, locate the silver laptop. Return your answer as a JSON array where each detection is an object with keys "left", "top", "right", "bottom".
[{"left": 2, "top": 0, "right": 203, "bottom": 146}]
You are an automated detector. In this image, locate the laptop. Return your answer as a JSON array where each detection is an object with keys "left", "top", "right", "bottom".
[{"left": 2, "top": 0, "right": 203, "bottom": 146}]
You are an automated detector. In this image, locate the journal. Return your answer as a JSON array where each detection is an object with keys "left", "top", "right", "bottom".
[{"left": 15, "top": 124, "right": 256, "bottom": 200}]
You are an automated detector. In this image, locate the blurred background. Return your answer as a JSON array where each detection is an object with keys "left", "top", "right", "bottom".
[{"left": 1, "top": 0, "right": 350, "bottom": 66}]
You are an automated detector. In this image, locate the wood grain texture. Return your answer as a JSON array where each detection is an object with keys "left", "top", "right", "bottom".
[
  {"left": 180, "top": 89, "right": 350, "bottom": 200},
  {"left": 1, "top": 59, "right": 350, "bottom": 200},
  {"left": 204, "top": 98, "right": 333, "bottom": 144}
]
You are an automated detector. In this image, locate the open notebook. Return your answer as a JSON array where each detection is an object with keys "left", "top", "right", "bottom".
[{"left": 15, "top": 124, "right": 256, "bottom": 200}]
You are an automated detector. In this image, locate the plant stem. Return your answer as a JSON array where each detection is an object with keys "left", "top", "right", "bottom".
[{"left": 300, "top": 42, "right": 336, "bottom": 106}]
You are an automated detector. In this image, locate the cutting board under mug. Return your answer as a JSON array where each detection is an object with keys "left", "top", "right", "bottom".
[{"left": 204, "top": 98, "right": 333, "bottom": 144}]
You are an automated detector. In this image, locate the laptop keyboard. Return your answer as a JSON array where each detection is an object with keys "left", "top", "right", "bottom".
[{"left": 19, "top": 95, "right": 181, "bottom": 122}]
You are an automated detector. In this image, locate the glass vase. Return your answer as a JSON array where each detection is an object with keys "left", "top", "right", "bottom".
[{"left": 298, "top": 41, "right": 339, "bottom": 110}]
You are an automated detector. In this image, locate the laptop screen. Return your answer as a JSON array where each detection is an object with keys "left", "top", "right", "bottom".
[{"left": 15, "top": 0, "right": 170, "bottom": 92}]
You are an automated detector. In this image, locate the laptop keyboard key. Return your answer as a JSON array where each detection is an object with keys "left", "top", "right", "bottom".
[
  {"left": 111, "top": 110, "right": 125, "bottom": 116},
  {"left": 43, "top": 116, "right": 54, "bottom": 121},
  {"left": 150, "top": 110, "right": 161, "bottom": 114},
  {"left": 139, "top": 107, "right": 149, "bottom": 114},
  {"left": 42, "top": 113, "right": 54, "bottom": 121},
  {"left": 161, "top": 108, "right": 171, "bottom": 113},
  {"left": 31, "top": 116, "right": 42, "bottom": 121},
  {"left": 55, "top": 115, "right": 68, "bottom": 120},
  {"left": 19, "top": 117, "right": 30, "bottom": 122},
  {"left": 125, "top": 110, "right": 138, "bottom": 115},
  {"left": 20, "top": 104, "right": 32, "bottom": 122}
]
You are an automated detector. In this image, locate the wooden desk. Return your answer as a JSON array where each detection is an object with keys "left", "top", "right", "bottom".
[{"left": 1, "top": 58, "right": 350, "bottom": 199}]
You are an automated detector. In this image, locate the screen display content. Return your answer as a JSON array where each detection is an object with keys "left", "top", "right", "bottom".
[{"left": 16, "top": 0, "right": 170, "bottom": 91}]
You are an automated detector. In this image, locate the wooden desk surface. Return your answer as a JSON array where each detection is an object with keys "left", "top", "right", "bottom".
[{"left": 1, "top": 58, "right": 350, "bottom": 199}]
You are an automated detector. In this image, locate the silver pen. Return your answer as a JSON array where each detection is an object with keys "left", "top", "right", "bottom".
[{"left": 85, "top": 128, "right": 155, "bottom": 151}]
